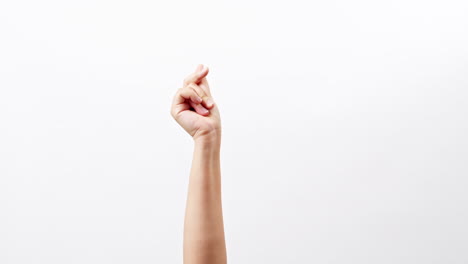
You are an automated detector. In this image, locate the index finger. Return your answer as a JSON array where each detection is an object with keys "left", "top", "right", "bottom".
[{"left": 183, "top": 64, "right": 209, "bottom": 87}]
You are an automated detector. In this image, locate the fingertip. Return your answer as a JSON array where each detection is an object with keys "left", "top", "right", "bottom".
[
  {"left": 196, "top": 64, "right": 204, "bottom": 72},
  {"left": 198, "top": 108, "right": 209, "bottom": 116},
  {"left": 198, "top": 64, "right": 209, "bottom": 77},
  {"left": 190, "top": 100, "right": 210, "bottom": 116},
  {"left": 204, "top": 97, "right": 214, "bottom": 109}
]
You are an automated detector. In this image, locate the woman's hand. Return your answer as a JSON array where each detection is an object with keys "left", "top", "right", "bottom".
[{"left": 171, "top": 64, "right": 221, "bottom": 142}]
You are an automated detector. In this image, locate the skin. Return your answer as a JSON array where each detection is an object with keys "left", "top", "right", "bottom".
[{"left": 170, "top": 64, "right": 227, "bottom": 264}]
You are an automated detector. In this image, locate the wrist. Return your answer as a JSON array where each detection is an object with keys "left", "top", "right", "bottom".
[
  {"left": 193, "top": 131, "right": 221, "bottom": 165},
  {"left": 194, "top": 135, "right": 221, "bottom": 149},
  {"left": 193, "top": 129, "right": 221, "bottom": 146}
]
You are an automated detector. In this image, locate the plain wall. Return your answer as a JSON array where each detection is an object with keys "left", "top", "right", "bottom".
[{"left": 1, "top": 0, "right": 467, "bottom": 263}]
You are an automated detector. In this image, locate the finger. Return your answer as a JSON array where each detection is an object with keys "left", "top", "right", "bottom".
[
  {"left": 199, "top": 75, "right": 211, "bottom": 96},
  {"left": 171, "top": 88, "right": 188, "bottom": 117},
  {"left": 183, "top": 64, "right": 209, "bottom": 87},
  {"left": 185, "top": 64, "right": 212, "bottom": 98},
  {"left": 195, "top": 64, "right": 204, "bottom": 72},
  {"left": 179, "top": 87, "right": 203, "bottom": 104},
  {"left": 196, "top": 64, "right": 211, "bottom": 96},
  {"left": 189, "top": 100, "right": 210, "bottom": 116},
  {"left": 187, "top": 83, "right": 215, "bottom": 109}
]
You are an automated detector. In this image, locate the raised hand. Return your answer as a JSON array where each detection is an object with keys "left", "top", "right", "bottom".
[{"left": 171, "top": 64, "right": 221, "bottom": 141}]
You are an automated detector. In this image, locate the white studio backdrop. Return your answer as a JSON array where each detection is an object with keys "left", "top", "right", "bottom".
[{"left": 1, "top": 0, "right": 467, "bottom": 263}]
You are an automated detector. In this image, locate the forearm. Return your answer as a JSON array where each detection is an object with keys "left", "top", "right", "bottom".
[{"left": 183, "top": 135, "right": 227, "bottom": 264}]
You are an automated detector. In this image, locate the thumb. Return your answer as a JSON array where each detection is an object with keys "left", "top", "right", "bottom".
[
  {"left": 197, "top": 65, "right": 211, "bottom": 96},
  {"left": 183, "top": 64, "right": 209, "bottom": 87},
  {"left": 199, "top": 77, "right": 211, "bottom": 96}
]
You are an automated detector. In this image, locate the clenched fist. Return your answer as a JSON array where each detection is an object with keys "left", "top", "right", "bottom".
[{"left": 171, "top": 64, "right": 221, "bottom": 142}]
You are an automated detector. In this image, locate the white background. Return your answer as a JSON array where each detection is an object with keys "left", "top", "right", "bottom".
[{"left": 1, "top": 0, "right": 467, "bottom": 263}]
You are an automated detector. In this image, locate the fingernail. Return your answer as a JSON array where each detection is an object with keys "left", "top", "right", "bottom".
[
  {"left": 196, "top": 96, "right": 202, "bottom": 103},
  {"left": 206, "top": 98, "right": 214, "bottom": 107}
]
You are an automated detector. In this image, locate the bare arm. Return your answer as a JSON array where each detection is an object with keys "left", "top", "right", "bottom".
[
  {"left": 170, "top": 64, "right": 227, "bottom": 264},
  {"left": 184, "top": 134, "right": 226, "bottom": 263}
]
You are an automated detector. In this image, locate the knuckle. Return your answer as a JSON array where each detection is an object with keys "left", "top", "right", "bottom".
[
  {"left": 183, "top": 75, "right": 195, "bottom": 86},
  {"left": 188, "top": 86, "right": 197, "bottom": 94},
  {"left": 196, "top": 87, "right": 205, "bottom": 96},
  {"left": 191, "top": 84, "right": 204, "bottom": 95}
]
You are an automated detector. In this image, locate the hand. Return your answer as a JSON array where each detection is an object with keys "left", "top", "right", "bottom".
[{"left": 171, "top": 64, "right": 221, "bottom": 141}]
